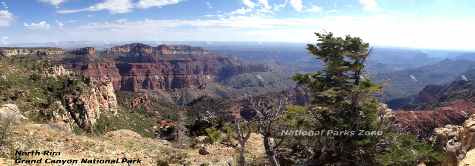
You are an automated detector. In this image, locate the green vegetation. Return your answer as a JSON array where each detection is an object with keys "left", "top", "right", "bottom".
[
  {"left": 0, "top": 56, "right": 65, "bottom": 121},
  {"left": 0, "top": 116, "right": 14, "bottom": 158},
  {"left": 205, "top": 127, "right": 222, "bottom": 144},
  {"left": 286, "top": 32, "right": 444, "bottom": 165},
  {"left": 90, "top": 109, "right": 156, "bottom": 137},
  {"left": 376, "top": 134, "right": 445, "bottom": 166},
  {"left": 0, "top": 56, "right": 157, "bottom": 137}
]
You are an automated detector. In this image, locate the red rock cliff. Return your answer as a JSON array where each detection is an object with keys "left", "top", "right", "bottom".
[{"left": 64, "top": 43, "right": 268, "bottom": 92}]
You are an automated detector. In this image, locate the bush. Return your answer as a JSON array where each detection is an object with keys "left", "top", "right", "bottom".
[
  {"left": 0, "top": 116, "right": 15, "bottom": 158},
  {"left": 0, "top": 117, "right": 14, "bottom": 145},
  {"left": 205, "top": 127, "right": 222, "bottom": 144},
  {"left": 155, "top": 148, "right": 189, "bottom": 165},
  {"left": 90, "top": 109, "right": 156, "bottom": 137},
  {"left": 376, "top": 134, "right": 445, "bottom": 165}
]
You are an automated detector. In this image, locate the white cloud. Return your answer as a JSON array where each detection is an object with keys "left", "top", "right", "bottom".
[
  {"left": 0, "top": 10, "right": 13, "bottom": 27},
  {"left": 257, "top": 0, "right": 271, "bottom": 10},
  {"left": 306, "top": 5, "right": 322, "bottom": 13},
  {"left": 221, "top": 0, "right": 272, "bottom": 17},
  {"left": 1, "top": 36, "right": 8, "bottom": 45},
  {"left": 242, "top": 0, "right": 256, "bottom": 8},
  {"left": 359, "top": 0, "right": 380, "bottom": 12},
  {"left": 272, "top": 1, "right": 287, "bottom": 11},
  {"left": 54, "top": 14, "right": 475, "bottom": 50},
  {"left": 289, "top": 0, "right": 303, "bottom": 12},
  {"left": 59, "top": 0, "right": 134, "bottom": 14},
  {"left": 24, "top": 21, "right": 51, "bottom": 30},
  {"left": 91, "top": 0, "right": 134, "bottom": 13},
  {"left": 38, "top": 0, "right": 67, "bottom": 7},
  {"left": 230, "top": 8, "right": 253, "bottom": 15},
  {"left": 136, "top": 0, "right": 183, "bottom": 9},
  {"left": 56, "top": 20, "right": 64, "bottom": 28},
  {"left": 1, "top": 1, "right": 8, "bottom": 9},
  {"left": 59, "top": 0, "right": 184, "bottom": 14}
]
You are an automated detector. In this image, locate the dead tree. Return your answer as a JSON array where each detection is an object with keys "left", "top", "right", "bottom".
[
  {"left": 229, "top": 104, "right": 251, "bottom": 166},
  {"left": 245, "top": 94, "right": 289, "bottom": 166},
  {"left": 170, "top": 90, "right": 189, "bottom": 148}
]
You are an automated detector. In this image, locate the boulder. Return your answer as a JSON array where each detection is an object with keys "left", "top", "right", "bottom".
[
  {"left": 434, "top": 114, "right": 475, "bottom": 165},
  {"left": 0, "top": 104, "right": 27, "bottom": 124},
  {"left": 199, "top": 146, "right": 210, "bottom": 155},
  {"left": 105, "top": 129, "right": 142, "bottom": 139}
]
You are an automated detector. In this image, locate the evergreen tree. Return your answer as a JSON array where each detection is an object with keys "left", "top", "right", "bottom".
[{"left": 293, "top": 32, "right": 382, "bottom": 165}]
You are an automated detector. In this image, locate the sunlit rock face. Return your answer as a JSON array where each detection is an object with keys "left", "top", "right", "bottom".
[
  {"left": 0, "top": 47, "right": 64, "bottom": 57},
  {"left": 63, "top": 79, "right": 118, "bottom": 130},
  {"left": 66, "top": 43, "right": 268, "bottom": 92}
]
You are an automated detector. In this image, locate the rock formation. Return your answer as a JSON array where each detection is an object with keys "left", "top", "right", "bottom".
[
  {"left": 63, "top": 79, "right": 118, "bottom": 130},
  {"left": 0, "top": 47, "right": 64, "bottom": 57},
  {"left": 107, "top": 43, "right": 209, "bottom": 56},
  {"left": 65, "top": 43, "right": 269, "bottom": 92},
  {"left": 434, "top": 114, "right": 475, "bottom": 165},
  {"left": 0, "top": 104, "right": 27, "bottom": 124},
  {"left": 70, "top": 47, "right": 96, "bottom": 56},
  {"left": 42, "top": 65, "right": 71, "bottom": 78}
]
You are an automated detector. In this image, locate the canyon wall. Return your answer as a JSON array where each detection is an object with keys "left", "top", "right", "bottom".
[
  {"left": 107, "top": 43, "right": 209, "bottom": 56},
  {"left": 65, "top": 43, "right": 268, "bottom": 92}
]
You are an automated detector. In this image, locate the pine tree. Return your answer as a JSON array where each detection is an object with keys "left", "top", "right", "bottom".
[{"left": 293, "top": 32, "right": 381, "bottom": 165}]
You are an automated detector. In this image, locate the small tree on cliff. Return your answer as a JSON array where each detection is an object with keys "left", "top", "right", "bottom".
[
  {"left": 244, "top": 94, "right": 288, "bottom": 166},
  {"left": 170, "top": 89, "right": 190, "bottom": 148},
  {"left": 293, "top": 32, "right": 382, "bottom": 165}
]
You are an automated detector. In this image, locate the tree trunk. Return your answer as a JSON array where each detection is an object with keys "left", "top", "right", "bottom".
[
  {"left": 263, "top": 136, "right": 280, "bottom": 166},
  {"left": 239, "top": 143, "right": 246, "bottom": 166},
  {"left": 236, "top": 120, "right": 248, "bottom": 166}
]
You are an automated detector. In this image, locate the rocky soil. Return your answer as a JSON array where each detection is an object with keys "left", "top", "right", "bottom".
[{"left": 0, "top": 113, "right": 265, "bottom": 166}]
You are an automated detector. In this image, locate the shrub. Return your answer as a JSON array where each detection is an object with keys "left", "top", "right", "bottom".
[
  {"left": 0, "top": 116, "right": 15, "bottom": 158},
  {"left": 205, "top": 127, "right": 222, "bottom": 144}
]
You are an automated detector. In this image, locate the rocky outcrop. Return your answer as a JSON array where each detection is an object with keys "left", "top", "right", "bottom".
[
  {"left": 394, "top": 99, "right": 475, "bottom": 138},
  {"left": 64, "top": 79, "right": 118, "bottom": 130},
  {"left": 0, "top": 47, "right": 64, "bottom": 57},
  {"left": 434, "top": 114, "right": 475, "bottom": 165},
  {"left": 0, "top": 104, "right": 27, "bottom": 124},
  {"left": 42, "top": 65, "right": 71, "bottom": 78}
]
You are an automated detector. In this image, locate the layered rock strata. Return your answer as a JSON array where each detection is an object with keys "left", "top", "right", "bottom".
[{"left": 66, "top": 43, "right": 268, "bottom": 92}]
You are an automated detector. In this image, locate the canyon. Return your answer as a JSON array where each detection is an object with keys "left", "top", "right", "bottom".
[
  {"left": 393, "top": 70, "right": 475, "bottom": 139},
  {"left": 63, "top": 43, "right": 269, "bottom": 92}
]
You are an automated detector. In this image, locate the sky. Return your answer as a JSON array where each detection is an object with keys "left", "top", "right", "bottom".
[{"left": 0, "top": 0, "right": 474, "bottom": 50}]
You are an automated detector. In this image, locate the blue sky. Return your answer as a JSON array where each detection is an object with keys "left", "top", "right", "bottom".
[{"left": 0, "top": 0, "right": 474, "bottom": 50}]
